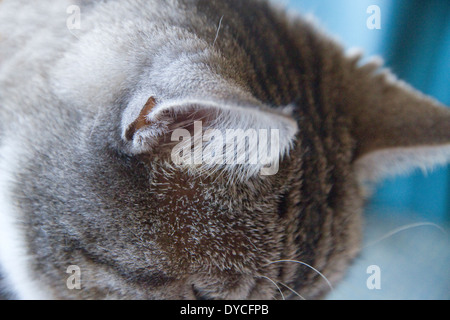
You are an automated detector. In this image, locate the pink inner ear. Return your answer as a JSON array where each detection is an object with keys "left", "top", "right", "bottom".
[{"left": 125, "top": 96, "right": 157, "bottom": 141}]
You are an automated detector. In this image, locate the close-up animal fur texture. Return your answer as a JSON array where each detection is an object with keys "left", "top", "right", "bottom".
[{"left": 0, "top": 0, "right": 449, "bottom": 300}]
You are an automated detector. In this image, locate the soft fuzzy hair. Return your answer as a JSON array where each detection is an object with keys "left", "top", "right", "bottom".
[{"left": 0, "top": 0, "right": 449, "bottom": 300}]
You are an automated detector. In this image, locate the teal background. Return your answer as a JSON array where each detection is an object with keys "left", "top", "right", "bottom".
[{"left": 286, "top": 0, "right": 449, "bottom": 299}]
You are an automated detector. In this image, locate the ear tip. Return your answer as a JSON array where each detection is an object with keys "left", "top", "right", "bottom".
[{"left": 124, "top": 96, "right": 158, "bottom": 141}]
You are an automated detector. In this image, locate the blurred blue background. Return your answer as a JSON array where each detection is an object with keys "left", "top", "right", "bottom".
[{"left": 286, "top": 0, "right": 450, "bottom": 299}]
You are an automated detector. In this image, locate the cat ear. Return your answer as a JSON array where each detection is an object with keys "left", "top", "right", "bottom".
[
  {"left": 351, "top": 68, "right": 450, "bottom": 183},
  {"left": 121, "top": 94, "right": 298, "bottom": 178}
]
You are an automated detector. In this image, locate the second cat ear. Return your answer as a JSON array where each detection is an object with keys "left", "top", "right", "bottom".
[
  {"left": 121, "top": 95, "right": 298, "bottom": 178},
  {"left": 350, "top": 67, "right": 450, "bottom": 184}
]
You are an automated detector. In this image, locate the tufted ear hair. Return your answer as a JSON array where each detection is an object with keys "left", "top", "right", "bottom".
[
  {"left": 121, "top": 95, "right": 299, "bottom": 178},
  {"left": 350, "top": 65, "right": 450, "bottom": 184}
]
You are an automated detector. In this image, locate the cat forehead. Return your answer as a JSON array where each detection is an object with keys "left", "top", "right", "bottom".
[{"left": 145, "top": 167, "right": 283, "bottom": 271}]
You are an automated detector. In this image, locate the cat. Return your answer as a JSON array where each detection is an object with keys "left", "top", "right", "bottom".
[{"left": 0, "top": 0, "right": 449, "bottom": 300}]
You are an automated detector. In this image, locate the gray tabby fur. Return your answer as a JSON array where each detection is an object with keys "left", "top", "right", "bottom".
[{"left": 0, "top": 0, "right": 449, "bottom": 300}]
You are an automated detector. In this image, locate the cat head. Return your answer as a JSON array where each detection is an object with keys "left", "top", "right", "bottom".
[{"left": 18, "top": 0, "right": 449, "bottom": 300}]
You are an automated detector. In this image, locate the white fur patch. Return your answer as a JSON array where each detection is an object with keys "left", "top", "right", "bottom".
[
  {"left": 355, "top": 144, "right": 450, "bottom": 184},
  {"left": 0, "top": 139, "right": 52, "bottom": 299}
]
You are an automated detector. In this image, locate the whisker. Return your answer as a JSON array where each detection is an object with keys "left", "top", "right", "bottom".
[
  {"left": 277, "top": 281, "right": 306, "bottom": 300},
  {"left": 213, "top": 15, "right": 224, "bottom": 47},
  {"left": 363, "top": 222, "right": 447, "bottom": 249},
  {"left": 267, "top": 260, "right": 333, "bottom": 291},
  {"left": 244, "top": 235, "right": 259, "bottom": 251},
  {"left": 257, "top": 275, "right": 285, "bottom": 300}
]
